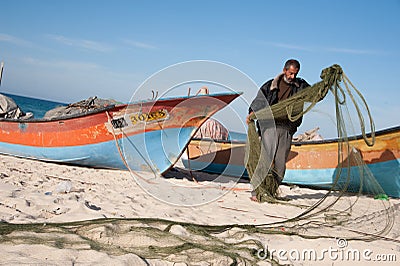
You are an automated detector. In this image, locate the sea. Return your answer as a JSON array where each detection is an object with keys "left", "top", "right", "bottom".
[{"left": 2, "top": 92, "right": 66, "bottom": 118}]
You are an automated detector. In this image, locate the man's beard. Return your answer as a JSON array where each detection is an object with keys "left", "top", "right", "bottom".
[{"left": 283, "top": 75, "right": 294, "bottom": 84}]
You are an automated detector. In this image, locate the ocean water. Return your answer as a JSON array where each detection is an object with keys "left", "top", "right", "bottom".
[
  {"left": 228, "top": 131, "right": 247, "bottom": 142},
  {"left": 3, "top": 93, "right": 66, "bottom": 118}
]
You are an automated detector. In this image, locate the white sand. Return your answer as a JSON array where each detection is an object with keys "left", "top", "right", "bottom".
[{"left": 1, "top": 154, "right": 399, "bottom": 265}]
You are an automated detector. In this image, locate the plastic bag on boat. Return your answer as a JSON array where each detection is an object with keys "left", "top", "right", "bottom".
[
  {"left": 194, "top": 118, "right": 229, "bottom": 141},
  {"left": 43, "top": 96, "right": 117, "bottom": 119},
  {"left": 0, "top": 93, "right": 33, "bottom": 119}
]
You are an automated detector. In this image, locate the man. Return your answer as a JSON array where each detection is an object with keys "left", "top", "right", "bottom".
[{"left": 246, "top": 59, "right": 310, "bottom": 201}]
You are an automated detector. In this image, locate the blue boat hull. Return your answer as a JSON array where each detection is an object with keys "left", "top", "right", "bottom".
[{"left": 0, "top": 126, "right": 195, "bottom": 174}]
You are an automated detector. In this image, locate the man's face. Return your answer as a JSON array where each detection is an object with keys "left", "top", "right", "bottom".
[{"left": 283, "top": 65, "right": 299, "bottom": 83}]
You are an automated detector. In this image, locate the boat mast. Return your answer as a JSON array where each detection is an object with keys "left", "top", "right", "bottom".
[{"left": 0, "top": 61, "right": 4, "bottom": 87}]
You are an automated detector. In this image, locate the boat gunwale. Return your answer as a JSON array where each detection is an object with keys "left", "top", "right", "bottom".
[
  {"left": 0, "top": 92, "right": 242, "bottom": 124},
  {"left": 0, "top": 104, "right": 119, "bottom": 123},
  {"left": 190, "top": 125, "right": 400, "bottom": 146}
]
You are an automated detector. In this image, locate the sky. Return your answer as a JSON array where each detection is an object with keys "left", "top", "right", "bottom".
[{"left": 1, "top": 0, "right": 399, "bottom": 138}]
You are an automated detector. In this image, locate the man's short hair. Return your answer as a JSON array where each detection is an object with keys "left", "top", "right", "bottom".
[{"left": 284, "top": 59, "right": 300, "bottom": 70}]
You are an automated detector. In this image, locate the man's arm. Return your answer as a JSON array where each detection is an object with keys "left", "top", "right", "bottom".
[
  {"left": 247, "top": 80, "right": 273, "bottom": 124},
  {"left": 249, "top": 80, "right": 273, "bottom": 112}
]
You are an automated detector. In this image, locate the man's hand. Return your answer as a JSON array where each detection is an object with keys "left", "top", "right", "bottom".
[{"left": 246, "top": 112, "right": 254, "bottom": 124}]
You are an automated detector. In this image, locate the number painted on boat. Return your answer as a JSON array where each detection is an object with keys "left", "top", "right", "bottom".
[
  {"left": 130, "top": 109, "right": 168, "bottom": 124},
  {"left": 111, "top": 117, "right": 128, "bottom": 129}
]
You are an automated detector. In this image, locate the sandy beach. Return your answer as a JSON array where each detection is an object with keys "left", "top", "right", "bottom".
[{"left": 1, "top": 153, "right": 399, "bottom": 265}]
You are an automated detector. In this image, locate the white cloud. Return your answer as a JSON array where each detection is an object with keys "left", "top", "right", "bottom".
[
  {"left": 324, "top": 47, "right": 382, "bottom": 55},
  {"left": 261, "top": 41, "right": 384, "bottom": 55},
  {"left": 264, "top": 41, "right": 313, "bottom": 52},
  {"left": 21, "top": 57, "right": 102, "bottom": 70},
  {"left": 0, "top": 33, "right": 31, "bottom": 46},
  {"left": 123, "top": 39, "right": 157, "bottom": 50},
  {"left": 47, "top": 34, "right": 113, "bottom": 52}
]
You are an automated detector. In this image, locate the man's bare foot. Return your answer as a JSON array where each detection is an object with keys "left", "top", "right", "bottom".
[
  {"left": 250, "top": 192, "right": 291, "bottom": 203},
  {"left": 250, "top": 195, "right": 259, "bottom": 202},
  {"left": 250, "top": 194, "right": 277, "bottom": 203}
]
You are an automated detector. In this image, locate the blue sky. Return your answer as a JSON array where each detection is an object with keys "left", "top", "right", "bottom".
[{"left": 1, "top": 0, "right": 399, "bottom": 137}]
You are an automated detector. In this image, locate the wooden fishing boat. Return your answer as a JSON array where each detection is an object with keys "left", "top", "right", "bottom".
[
  {"left": 182, "top": 126, "right": 400, "bottom": 198},
  {"left": 0, "top": 92, "right": 240, "bottom": 175}
]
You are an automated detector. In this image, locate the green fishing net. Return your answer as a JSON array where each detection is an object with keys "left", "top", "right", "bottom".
[{"left": 245, "top": 64, "right": 377, "bottom": 201}]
